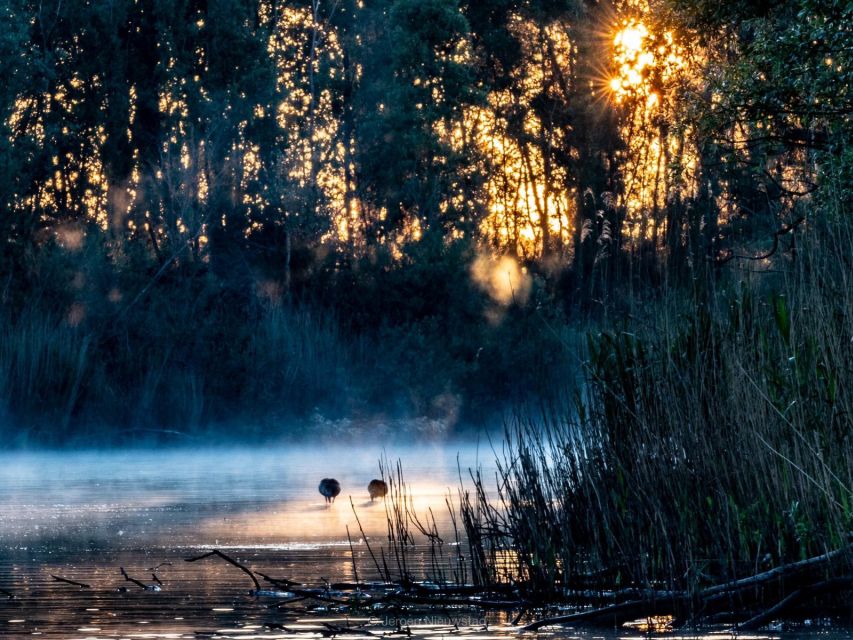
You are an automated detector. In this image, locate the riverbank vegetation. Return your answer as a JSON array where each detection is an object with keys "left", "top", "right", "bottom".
[
  {"left": 452, "top": 221, "right": 853, "bottom": 623},
  {"left": 0, "top": 0, "right": 851, "bottom": 507},
  {"left": 2, "top": 0, "right": 847, "bottom": 444}
]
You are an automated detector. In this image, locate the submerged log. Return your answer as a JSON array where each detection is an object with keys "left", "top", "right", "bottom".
[
  {"left": 524, "top": 543, "right": 853, "bottom": 631},
  {"left": 735, "top": 577, "right": 853, "bottom": 631},
  {"left": 523, "top": 595, "right": 688, "bottom": 630}
]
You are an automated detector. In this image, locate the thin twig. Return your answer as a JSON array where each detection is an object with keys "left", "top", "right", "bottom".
[
  {"left": 120, "top": 567, "right": 149, "bottom": 590},
  {"left": 184, "top": 549, "right": 260, "bottom": 591},
  {"left": 255, "top": 571, "right": 298, "bottom": 588},
  {"left": 50, "top": 574, "right": 90, "bottom": 588},
  {"left": 350, "top": 496, "right": 386, "bottom": 581},
  {"left": 346, "top": 525, "right": 361, "bottom": 588}
]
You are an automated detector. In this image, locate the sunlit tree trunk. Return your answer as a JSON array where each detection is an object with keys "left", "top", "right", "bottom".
[
  {"left": 306, "top": 0, "right": 321, "bottom": 222},
  {"left": 341, "top": 46, "right": 358, "bottom": 251}
]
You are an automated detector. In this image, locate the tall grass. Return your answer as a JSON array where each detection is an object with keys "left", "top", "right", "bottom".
[
  {"left": 0, "top": 308, "right": 91, "bottom": 441},
  {"left": 244, "top": 304, "right": 359, "bottom": 418},
  {"left": 0, "top": 296, "right": 367, "bottom": 442},
  {"left": 460, "top": 213, "right": 853, "bottom": 601}
]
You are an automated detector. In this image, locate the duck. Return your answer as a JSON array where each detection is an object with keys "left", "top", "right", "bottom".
[
  {"left": 319, "top": 478, "right": 341, "bottom": 504},
  {"left": 367, "top": 479, "right": 388, "bottom": 502}
]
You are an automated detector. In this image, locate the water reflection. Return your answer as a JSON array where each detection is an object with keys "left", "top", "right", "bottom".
[
  {"left": 0, "top": 445, "right": 849, "bottom": 640},
  {"left": 0, "top": 444, "right": 492, "bottom": 637},
  {"left": 0, "top": 444, "right": 477, "bottom": 549}
]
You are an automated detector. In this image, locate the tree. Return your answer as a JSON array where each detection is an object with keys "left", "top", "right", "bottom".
[
  {"left": 0, "top": 0, "right": 32, "bottom": 302},
  {"left": 663, "top": 0, "right": 853, "bottom": 264},
  {"left": 353, "top": 0, "right": 479, "bottom": 240}
]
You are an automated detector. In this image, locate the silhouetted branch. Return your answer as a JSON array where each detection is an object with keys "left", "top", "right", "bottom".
[
  {"left": 184, "top": 549, "right": 260, "bottom": 591},
  {"left": 254, "top": 571, "right": 299, "bottom": 588},
  {"left": 523, "top": 596, "right": 685, "bottom": 630},
  {"left": 120, "top": 567, "right": 150, "bottom": 590},
  {"left": 716, "top": 217, "right": 805, "bottom": 264},
  {"left": 346, "top": 525, "right": 361, "bottom": 587},
  {"left": 50, "top": 574, "right": 90, "bottom": 588},
  {"left": 350, "top": 496, "right": 386, "bottom": 582},
  {"left": 735, "top": 577, "right": 853, "bottom": 631},
  {"left": 524, "top": 543, "right": 853, "bottom": 630},
  {"left": 701, "top": 541, "right": 852, "bottom": 597}
]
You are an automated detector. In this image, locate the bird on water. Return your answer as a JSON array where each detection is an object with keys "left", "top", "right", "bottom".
[
  {"left": 319, "top": 478, "right": 341, "bottom": 504},
  {"left": 367, "top": 479, "right": 387, "bottom": 502}
]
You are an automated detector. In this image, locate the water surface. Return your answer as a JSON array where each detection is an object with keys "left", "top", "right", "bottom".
[
  {"left": 0, "top": 445, "right": 848, "bottom": 640},
  {"left": 0, "top": 443, "right": 492, "bottom": 637}
]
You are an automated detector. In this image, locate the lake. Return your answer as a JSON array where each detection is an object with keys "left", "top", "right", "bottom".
[
  {"left": 0, "top": 443, "right": 494, "bottom": 637},
  {"left": 0, "top": 444, "right": 848, "bottom": 640}
]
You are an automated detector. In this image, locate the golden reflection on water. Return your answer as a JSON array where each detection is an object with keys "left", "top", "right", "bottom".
[
  {"left": 191, "top": 475, "right": 465, "bottom": 545},
  {"left": 0, "top": 448, "right": 844, "bottom": 639},
  {"left": 622, "top": 614, "right": 674, "bottom": 633}
]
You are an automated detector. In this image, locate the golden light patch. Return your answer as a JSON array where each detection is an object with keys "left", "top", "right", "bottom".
[
  {"left": 624, "top": 614, "right": 674, "bottom": 633},
  {"left": 56, "top": 226, "right": 85, "bottom": 252},
  {"left": 470, "top": 254, "right": 532, "bottom": 307}
]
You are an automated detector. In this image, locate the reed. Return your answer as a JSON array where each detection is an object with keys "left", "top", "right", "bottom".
[
  {"left": 0, "top": 307, "right": 91, "bottom": 440},
  {"left": 456, "top": 214, "right": 853, "bottom": 608}
]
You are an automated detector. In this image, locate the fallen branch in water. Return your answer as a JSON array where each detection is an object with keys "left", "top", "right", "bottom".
[
  {"left": 120, "top": 567, "right": 152, "bottom": 590},
  {"left": 290, "top": 588, "right": 352, "bottom": 605},
  {"left": 402, "top": 581, "right": 518, "bottom": 597},
  {"left": 524, "top": 543, "right": 853, "bottom": 631},
  {"left": 387, "top": 591, "right": 527, "bottom": 609},
  {"left": 328, "top": 581, "right": 386, "bottom": 590},
  {"left": 254, "top": 573, "right": 354, "bottom": 605},
  {"left": 176, "top": 538, "right": 850, "bottom": 631},
  {"left": 50, "top": 574, "right": 90, "bottom": 589},
  {"left": 523, "top": 595, "right": 686, "bottom": 630},
  {"left": 254, "top": 571, "right": 299, "bottom": 588},
  {"left": 255, "top": 570, "right": 522, "bottom": 609},
  {"left": 322, "top": 622, "right": 377, "bottom": 637},
  {"left": 703, "top": 542, "right": 852, "bottom": 597},
  {"left": 184, "top": 549, "right": 260, "bottom": 591},
  {"left": 735, "top": 577, "right": 853, "bottom": 631}
]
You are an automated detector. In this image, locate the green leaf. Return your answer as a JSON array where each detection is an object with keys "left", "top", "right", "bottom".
[{"left": 772, "top": 295, "right": 791, "bottom": 345}]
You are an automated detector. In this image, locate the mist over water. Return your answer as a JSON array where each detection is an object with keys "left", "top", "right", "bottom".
[
  {"left": 0, "top": 444, "right": 849, "bottom": 640},
  {"left": 0, "top": 443, "right": 496, "bottom": 548},
  {"left": 0, "top": 442, "right": 501, "bottom": 637}
]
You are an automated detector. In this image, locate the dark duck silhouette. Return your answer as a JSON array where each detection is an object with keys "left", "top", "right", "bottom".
[
  {"left": 367, "top": 479, "right": 388, "bottom": 502},
  {"left": 319, "top": 478, "right": 341, "bottom": 504}
]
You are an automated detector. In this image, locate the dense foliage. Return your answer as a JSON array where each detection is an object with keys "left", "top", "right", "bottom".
[{"left": 0, "top": 0, "right": 850, "bottom": 442}]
